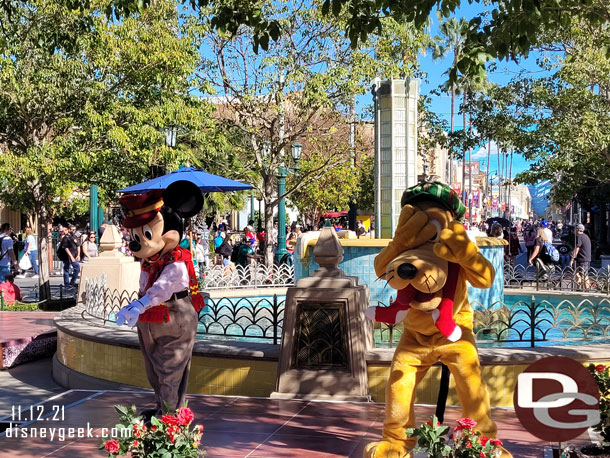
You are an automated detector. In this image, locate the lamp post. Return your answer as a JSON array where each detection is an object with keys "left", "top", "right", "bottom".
[{"left": 274, "top": 142, "right": 302, "bottom": 265}]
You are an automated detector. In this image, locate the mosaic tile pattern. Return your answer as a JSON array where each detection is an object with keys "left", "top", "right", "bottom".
[
  {"left": 296, "top": 243, "right": 506, "bottom": 308},
  {"left": 57, "top": 331, "right": 277, "bottom": 398}
]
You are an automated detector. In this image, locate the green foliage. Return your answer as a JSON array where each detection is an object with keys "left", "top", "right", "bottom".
[
  {"left": 406, "top": 415, "right": 504, "bottom": 457},
  {"left": 465, "top": 20, "right": 610, "bottom": 205},
  {"left": 589, "top": 363, "right": 610, "bottom": 443},
  {"left": 418, "top": 95, "right": 450, "bottom": 159},
  {"left": 46, "top": 0, "right": 609, "bottom": 85},
  {"left": 0, "top": 0, "right": 241, "bottom": 218},
  {"left": 100, "top": 404, "right": 205, "bottom": 457},
  {"left": 287, "top": 131, "right": 373, "bottom": 224}
]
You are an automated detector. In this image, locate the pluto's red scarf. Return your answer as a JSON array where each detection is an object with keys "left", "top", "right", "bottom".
[{"left": 374, "top": 262, "right": 460, "bottom": 340}]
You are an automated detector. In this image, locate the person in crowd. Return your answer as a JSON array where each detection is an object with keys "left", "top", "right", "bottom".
[
  {"left": 98, "top": 219, "right": 109, "bottom": 239},
  {"left": 541, "top": 220, "right": 553, "bottom": 241},
  {"left": 356, "top": 220, "right": 366, "bottom": 238},
  {"left": 216, "top": 228, "right": 234, "bottom": 264},
  {"left": 508, "top": 226, "right": 522, "bottom": 266},
  {"left": 528, "top": 227, "right": 555, "bottom": 281},
  {"left": 286, "top": 232, "right": 297, "bottom": 255},
  {"left": 0, "top": 223, "right": 18, "bottom": 282},
  {"left": 244, "top": 226, "right": 256, "bottom": 247},
  {"left": 256, "top": 225, "right": 266, "bottom": 256},
  {"left": 81, "top": 231, "right": 98, "bottom": 262},
  {"left": 570, "top": 223, "right": 591, "bottom": 289},
  {"left": 0, "top": 273, "right": 22, "bottom": 305},
  {"left": 60, "top": 224, "right": 80, "bottom": 288},
  {"left": 195, "top": 234, "right": 208, "bottom": 271},
  {"left": 556, "top": 221, "right": 564, "bottom": 238},
  {"left": 523, "top": 225, "right": 536, "bottom": 260},
  {"left": 22, "top": 227, "right": 39, "bottom": 278},
  {"left": 490, "top": 223, "right": 504, "bottom": 238},
  {"left": 270, "top": 221, "right": 278, "bottom": 252},
  {"left": 236, "top": 235, "right": 257, "bottom": 268}
]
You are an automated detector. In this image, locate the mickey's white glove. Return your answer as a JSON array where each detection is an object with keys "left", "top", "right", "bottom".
[{"left": 115, "top": 297, "right": 152, "bottom": 327}]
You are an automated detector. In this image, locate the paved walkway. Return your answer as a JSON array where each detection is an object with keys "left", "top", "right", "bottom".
[{"left": 0, "top": 387, "right": 593, "bottom": 457}]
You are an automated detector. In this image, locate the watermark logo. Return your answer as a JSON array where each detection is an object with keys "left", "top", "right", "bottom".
[{"left": 514, "top": 356, "right": 600, "bottom": 442}]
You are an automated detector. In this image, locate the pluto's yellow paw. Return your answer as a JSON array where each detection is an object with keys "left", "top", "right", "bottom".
[{"left": 363, "top": 441, "right": 412, "bottom": 458}]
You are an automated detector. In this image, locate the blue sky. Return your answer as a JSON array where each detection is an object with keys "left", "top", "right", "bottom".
[{"left": 414, "top": 3, "right": 547, "bottom": 178}]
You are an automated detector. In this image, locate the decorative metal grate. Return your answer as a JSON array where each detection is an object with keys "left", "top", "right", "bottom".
[
  {"left": 199, "top": 264, "right": 294, "bottom": 289},
  {"left": 83, "top": 275, "right": 139, "bottom": 325},
  {"left": 199, "top": 295, "right": 284, "bottom": 344},
  {"left": 375, "top": 295, "right": 610, "bottom": 348},
  {"left": 83, "top": 276, "right": 610, "bottom": 350},
  {"left": 82, "top": 275, "right": 285, "bottom": 344},
  {"left": 292, "top": 302, "right": 349, "bottom": 370},
  {"left": 504, "top": 264, "right": 610, "bottom": 294}
]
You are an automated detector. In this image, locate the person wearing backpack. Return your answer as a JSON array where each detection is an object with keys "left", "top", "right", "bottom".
[
  {"left": 528, "top": 226, "right": 556, "bottom": 281},
  {"left": 0, "top": 223, "right": 18, "bottom": 282}
]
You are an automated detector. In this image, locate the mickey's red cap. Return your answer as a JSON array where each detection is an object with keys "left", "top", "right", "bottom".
[{"left": 119, "top": 190, "right": 164, "bottom": 228}]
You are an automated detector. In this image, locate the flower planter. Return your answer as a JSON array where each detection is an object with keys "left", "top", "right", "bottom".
[{"left": 563, "top": 445, "right": 610, "bottom": 458}]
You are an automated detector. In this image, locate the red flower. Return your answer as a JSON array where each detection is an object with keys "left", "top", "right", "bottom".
[
  {"left": 492, "top": 439, "right": 503, "bottom": 446},
  {"left": 132, "top": 440, "right": 139, "bottom": 447},
  {"left": 104, "top": 439, "right": 120, "bottom": 454},
  {"left": 466, "top": 441, "right": 472, "bottom": 448},
  {"left": 161, "top": 414, "right": 179, "bottom": 426},
  {"left": 596, "top": 364, "right": 606, "bottom": 372},
  {"left": 480, "top": 453, "right": 485, "bottom": 458},
  {"left": 479, "top": 436, "right": 490, "bottom": 446},
  {"left": 456, "top": 417, "right": 477, "bottom": 430},
  {"left": 427, "top": 420, "right": 432, "bottom": 426},
  {"left": 177, "top": 406, "right": 195, "bottom": 426},
  {"left": 152, "top": 426, "right": 157, "bottom": 431}
]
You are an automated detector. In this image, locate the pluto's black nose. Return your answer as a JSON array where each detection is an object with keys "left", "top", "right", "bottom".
[{"left": 397, "top": 263, "right": 418, "bottom": 280}]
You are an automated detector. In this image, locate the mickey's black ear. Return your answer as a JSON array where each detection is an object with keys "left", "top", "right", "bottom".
[{"left": 163, "top": 180, "right": 203, "bottom": 218}]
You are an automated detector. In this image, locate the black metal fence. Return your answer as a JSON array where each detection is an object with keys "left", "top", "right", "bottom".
[
  {"left": 83, "top": 276, "right": 285, "bottom": 344},
  {"left": 504, "top": 264, "right": 610, "bottom": 294},
  {"left": 375, "top": 295, "right": 610, "bottom": 348}
]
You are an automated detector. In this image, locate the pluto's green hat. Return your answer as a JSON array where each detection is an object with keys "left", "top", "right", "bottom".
[{"left": 401, "top": 181, "right": 466, "bottom": 221}]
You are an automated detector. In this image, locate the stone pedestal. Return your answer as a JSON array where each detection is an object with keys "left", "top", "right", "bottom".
[
  {"left": 271, "top": 224, "right": 373, "bottom": 401},
  {"left": 77, "top": 225, "right": 140, "bottom": 303}
]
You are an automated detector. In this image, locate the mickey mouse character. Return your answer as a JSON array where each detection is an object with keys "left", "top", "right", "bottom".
[{"left": 116, "top": 180, "right": 204, "bottom": 418}]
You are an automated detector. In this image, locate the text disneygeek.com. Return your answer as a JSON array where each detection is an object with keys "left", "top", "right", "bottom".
[{"left": 4, "top": 423, "right": 133, "bottom": 441}]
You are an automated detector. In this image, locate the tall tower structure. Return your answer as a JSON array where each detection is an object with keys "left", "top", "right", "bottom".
[{"left": 372, "top": 78, "right": 420, "bottom": 239}]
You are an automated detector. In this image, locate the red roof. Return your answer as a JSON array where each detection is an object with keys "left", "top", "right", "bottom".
[{"left": 321, "top": 210, "right": 349, "bottom": 218}]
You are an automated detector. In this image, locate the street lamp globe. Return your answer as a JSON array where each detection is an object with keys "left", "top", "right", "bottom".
[{"left": 291, "top": 142, "right": 302, "bottom": 163}]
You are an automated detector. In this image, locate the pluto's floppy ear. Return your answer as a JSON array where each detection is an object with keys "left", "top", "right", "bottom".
[{"left": 163, "top": 180, "right": 203, "bottom": 217}]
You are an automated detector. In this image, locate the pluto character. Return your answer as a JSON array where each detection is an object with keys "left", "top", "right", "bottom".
[{"left": 364, "top": 182, "right": 512, "bottom": 458}]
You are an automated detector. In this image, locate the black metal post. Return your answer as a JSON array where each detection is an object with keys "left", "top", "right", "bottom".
[
  {"left": 530, "top": 295, "right": 536, "bottom": 347},
  {"left": 273, "top": 294, "right": 279, "bottom": 345}
]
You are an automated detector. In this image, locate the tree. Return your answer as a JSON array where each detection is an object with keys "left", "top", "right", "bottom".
[
  {"left": 0, "top": 0, "right": 231, "bottom": 299},
  {"left": 55, "top": 0, "right": 610, "bottom": 84},
  {"left": 288, "top": 124, "right": 374, "bottom": 226},
  {"left": 465, "top": 21, "right": 610, "bottom": 206},
  {"left": 198, "top": 0, "right": 430, "bottom": 265}
]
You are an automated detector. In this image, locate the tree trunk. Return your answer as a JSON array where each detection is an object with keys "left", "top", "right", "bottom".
[
  {"left": 37, "top": 210, "right": 52, "bottom": 302},
  {"left": 264, "top": 197, "right": 275, "bottom": 267}
]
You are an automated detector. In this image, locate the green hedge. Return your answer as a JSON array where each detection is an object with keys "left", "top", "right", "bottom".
[{"left": 0, "top": 298, "right": 76, "bottom": 312}]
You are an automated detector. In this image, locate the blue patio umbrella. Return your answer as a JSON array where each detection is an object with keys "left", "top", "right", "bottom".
[{"left": 119, "top": 167, "right": 253, "bottom": 194}]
